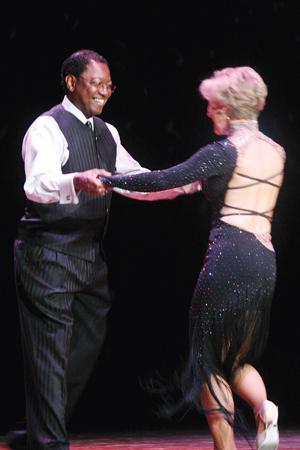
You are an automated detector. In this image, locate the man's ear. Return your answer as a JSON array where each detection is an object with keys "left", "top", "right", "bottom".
[{"left": 65, "top": 74, "right": 77, "bottom": 93}]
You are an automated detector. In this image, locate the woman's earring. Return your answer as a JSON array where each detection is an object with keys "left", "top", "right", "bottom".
[{"left": 225, "top": 115, "right": 231, "bottom": 131}]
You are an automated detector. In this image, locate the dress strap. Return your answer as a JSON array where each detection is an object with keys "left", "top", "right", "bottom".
[
  {"left": 221, "top": 204, "right": 273, "bottom": 222},
  {"left": 227, "top": 171, "right": 283, "bottom": 190}
]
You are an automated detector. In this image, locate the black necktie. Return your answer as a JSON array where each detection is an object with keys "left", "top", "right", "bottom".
[{"left": 86, "top": 120, "right": 93, "bottom": 131}]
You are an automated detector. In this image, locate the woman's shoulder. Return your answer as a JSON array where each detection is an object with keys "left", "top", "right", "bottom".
[
  {"left": 199, "top": 138, "right": 237, "bottom": 153},
  {"left": 193, "top": 139, "right": 237, "bottom": 169},
  {"left": 209, "top": 138, "right": 238, "bottom": 162},
  {"left": 258, "top": 132, "right": 286, "bottom": 160}
]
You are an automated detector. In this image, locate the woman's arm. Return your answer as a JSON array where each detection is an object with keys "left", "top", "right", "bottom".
[{"left": 101, "top": 141, "right": 236, "bottom": 192}]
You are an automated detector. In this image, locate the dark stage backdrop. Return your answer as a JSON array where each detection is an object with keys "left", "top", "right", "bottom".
[{"left": 1, "top": 1, "right": 299, "bottom": 435}]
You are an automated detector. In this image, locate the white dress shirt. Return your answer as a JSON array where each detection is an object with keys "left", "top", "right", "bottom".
[{"left": 22, "top": 96, "right": 201, "bottom": 204}]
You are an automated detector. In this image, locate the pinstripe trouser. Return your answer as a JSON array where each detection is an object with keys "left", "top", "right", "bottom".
[{"left": 14, "top": 239, "right": 111, "bottom": 450}]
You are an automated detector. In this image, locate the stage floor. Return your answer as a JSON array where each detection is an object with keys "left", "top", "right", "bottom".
[{"left": 0, "top": 428, "right": 299, "bottom": 449}]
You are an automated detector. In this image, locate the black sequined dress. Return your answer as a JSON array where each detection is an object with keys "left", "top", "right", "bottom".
[{"left": 102, "top": 139, "right": 277, "bottom": 421}]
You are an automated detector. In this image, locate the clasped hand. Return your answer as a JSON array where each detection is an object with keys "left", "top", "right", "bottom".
[{"left": 73, "top": 169, "right": 111, "bottom": 196}]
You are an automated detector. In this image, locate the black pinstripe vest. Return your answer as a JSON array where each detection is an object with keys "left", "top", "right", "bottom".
[{"left": 18, "top": 104, "right": 117, "bottom": 261}]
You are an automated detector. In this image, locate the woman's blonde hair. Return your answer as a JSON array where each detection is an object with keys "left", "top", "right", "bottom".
[{"left": 199, "top": 66, "right": 268, "bottom": 119}]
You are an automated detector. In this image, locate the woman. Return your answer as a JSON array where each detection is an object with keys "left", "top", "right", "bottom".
[{"left": 101, "top": 67, "right": 285, "bottom": 450}]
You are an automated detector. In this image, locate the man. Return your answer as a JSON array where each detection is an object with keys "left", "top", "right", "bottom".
[{"left": 10, "top": 49, "right": 201, "bottom": 449}]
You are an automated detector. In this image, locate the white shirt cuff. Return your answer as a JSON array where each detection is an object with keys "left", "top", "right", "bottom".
[{"left": 59, "top": 173, "right": 80, "bottom": 204}]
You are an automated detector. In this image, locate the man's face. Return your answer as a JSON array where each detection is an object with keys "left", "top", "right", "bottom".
[{"left": 67, "top": 60, "right": 115, "bottom": 118}]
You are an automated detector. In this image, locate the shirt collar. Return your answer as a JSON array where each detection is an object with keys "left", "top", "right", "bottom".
[{"left": 62, "top": 96, "right": 94, "bottom": 129}]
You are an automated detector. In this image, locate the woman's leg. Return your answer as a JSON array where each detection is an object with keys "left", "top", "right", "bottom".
[
  {"left": 201, "top": 376, "right": 237, "bottom": 450},
  {"left": 231, "top": 363, "right": 267, "bottom": 413},
  {"left": 231, "top": 364, "right": 279, "bottom": 449},
  {"left": 231, "top": 363, "right": 267, "bottom": 430}
]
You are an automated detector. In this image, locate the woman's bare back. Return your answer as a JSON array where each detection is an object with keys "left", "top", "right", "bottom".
[{"left": 221, "top": 133, "right": 285, "bottom": 250}]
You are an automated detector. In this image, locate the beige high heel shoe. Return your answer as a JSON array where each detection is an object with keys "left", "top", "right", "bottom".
[{"left": 256, "top": 400, "right": 279, "bottom": 450}]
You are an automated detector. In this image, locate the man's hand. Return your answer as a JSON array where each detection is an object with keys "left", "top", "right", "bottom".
[{"left": 73, "top": 169, "right": 111, "bottom": 195}]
